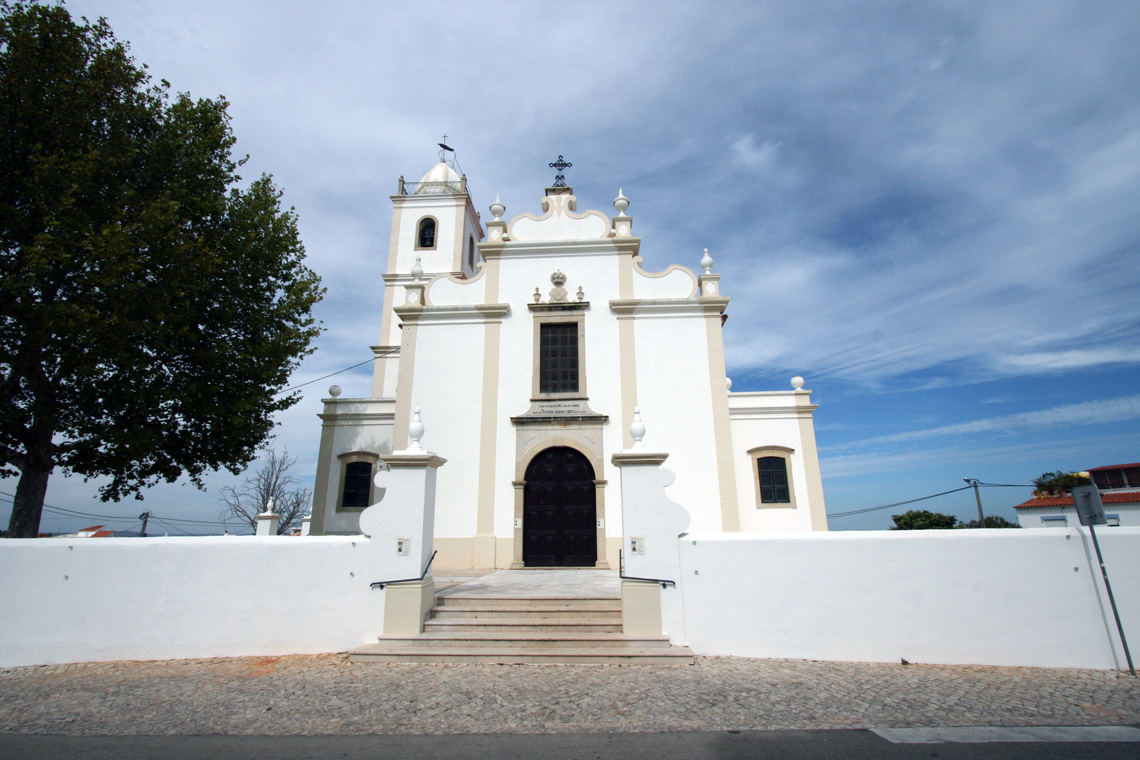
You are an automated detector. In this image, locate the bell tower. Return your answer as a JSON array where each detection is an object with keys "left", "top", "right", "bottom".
[{"left": 371, "top": 151, "right": 484, "bottom": 397}]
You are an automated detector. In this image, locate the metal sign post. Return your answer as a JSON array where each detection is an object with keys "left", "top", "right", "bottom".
[{"left": 1071, "top": 484, "right": 1135, "bottom": 676}]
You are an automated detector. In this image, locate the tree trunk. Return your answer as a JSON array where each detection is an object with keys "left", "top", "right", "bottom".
[{"left": 7, "top": 460, "right": 52, "bottom": 537}]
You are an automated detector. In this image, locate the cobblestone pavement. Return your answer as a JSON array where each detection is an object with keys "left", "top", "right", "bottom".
[{"left": 2, "top": 655, "right": 1138, "bottom": 735}]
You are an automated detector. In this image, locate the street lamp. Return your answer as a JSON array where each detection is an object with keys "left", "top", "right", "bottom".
[{"left": 963, "top": 478, "right": 986, "bottom": 526}]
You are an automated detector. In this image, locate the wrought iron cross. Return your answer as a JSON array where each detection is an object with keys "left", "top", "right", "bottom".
[{"left": 549, "top": 155, "right": 572, "bottom": 187}]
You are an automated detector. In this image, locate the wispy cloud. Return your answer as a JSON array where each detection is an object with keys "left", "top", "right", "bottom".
[{"left": 827, "top": 394, "right": 1140, "bottom": 452}]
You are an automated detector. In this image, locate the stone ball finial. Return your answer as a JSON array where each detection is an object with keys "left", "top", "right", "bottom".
[
  {"left": 791, "top": 375, "right": 805, "bottom": 390},
  {"left": 613, "top": 188, "right": 629, "bottom": 217},
  {"left": 700, "top": 248, "right": 714, "bottom": 274},
  {"left": 630, "top": 407, "right": 646, "bottom": 450},
  {"left": 411, "top": 256, "right": 423, "bottom": 281},
  {"left": 328, "top": 384, "right": 342, "bottom": 398},
  {"left": 725, "top": 377, "right": 733, "bottom": 390},
  {"left": 408, "top": 407, "right": 425, "bottom": 451},
  {"left": 490, "top": 194, "right": 505, "bottom": 220}
]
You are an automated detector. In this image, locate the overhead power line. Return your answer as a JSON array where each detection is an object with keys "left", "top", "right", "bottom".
[
  {"left": 0, "top": 490, "right": 229, "bottom": 527},
  {"left": 826, "top": 480, "right": 1038, "bottom": 520},
  {"left": 827, "top": 485, "right": 973, "bottom": 519},
  {"left": 275, "top": 352, "right": 397, "bottom": 396}
]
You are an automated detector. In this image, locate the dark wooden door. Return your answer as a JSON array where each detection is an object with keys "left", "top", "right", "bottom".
[{"left": 523, "top": 447, "right": 597, "bottom": 567}]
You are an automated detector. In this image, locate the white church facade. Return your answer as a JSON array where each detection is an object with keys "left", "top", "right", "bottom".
[{"left": 308, "top": 158, "right": 828, "bottom": 568}]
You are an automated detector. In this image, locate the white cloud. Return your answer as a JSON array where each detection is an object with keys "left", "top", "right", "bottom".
[
  {"left": 732, "top": 134, "right": 780, "bottom": 172},
  {"left": 828, "top": 394, "right": 1140, "bottom": 452}
]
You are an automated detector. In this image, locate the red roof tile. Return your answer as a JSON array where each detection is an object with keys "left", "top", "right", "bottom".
[
  {"left": 1014, "top": 492, "right": 1140, "bottom": 509},
  {"left": 1088, "top": 463, "right": 1140, "bottom": 472}
]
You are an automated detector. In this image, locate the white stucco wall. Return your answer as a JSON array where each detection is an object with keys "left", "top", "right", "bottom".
[
  {"left": 675, "top": 528, "right": 1140, "bottom": 670},
  {"left": 408, "top": 319, "right": 486, "bottom": 538},
  {"left": 1017, "top": 502, "right": 1140, "bottom": 528},
  {"left": 0, "top": 536, "right": 383, "bottom": 667},
  {"left": 633, "top": 312, "right": 724, "bottom": 532}
]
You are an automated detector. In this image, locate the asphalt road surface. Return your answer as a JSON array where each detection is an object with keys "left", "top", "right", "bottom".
[{"left": 2, "top": 728, "right": 1140, "bottom": 760}]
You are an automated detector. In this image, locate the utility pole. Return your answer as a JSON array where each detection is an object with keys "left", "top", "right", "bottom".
[
  {"left": 963, "top": 478, "right": 985, "bottom": 526},
  {"left": 139, "top": 510, "right": 151, "bottom": 537}
]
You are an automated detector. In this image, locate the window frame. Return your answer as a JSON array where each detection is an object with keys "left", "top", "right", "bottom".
[
  {"left": 336, "top": 451, "right": 380, "bottom": 511},
  {"left": 748, "top": 446, "right": 796, "bottom": 509},
  {"left": 530, "top": 309, "right": 588, "bottom": 401},
  {"left": 415, "top": 216, "right": 438, "bottom": 250}
]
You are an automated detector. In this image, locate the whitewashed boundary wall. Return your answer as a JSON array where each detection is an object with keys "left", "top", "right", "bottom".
[
  {"left": 0, "top": 536, "right": 383, "bottom": 667},
  {"left": 676, "top": 528, "right": 1140, "bottom": 670}
]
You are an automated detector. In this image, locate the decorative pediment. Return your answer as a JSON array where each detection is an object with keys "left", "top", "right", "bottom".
[{"left": 508, "top": 192, "right": 610, "bottom": 242}]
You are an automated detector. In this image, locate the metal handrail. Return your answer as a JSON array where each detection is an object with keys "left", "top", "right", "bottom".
[
  {"left": 618, "top": 549, "right": 676, "bottom": 589},
  {"left": 401, "top": 180, "right": 465, "bottom": 195},
  {"left": 370, "top": 549, "right": 437, "bottom": 589}
]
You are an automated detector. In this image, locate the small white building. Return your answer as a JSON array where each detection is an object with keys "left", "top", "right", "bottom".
[
  {"left": 308, "top": 158, "right": 828, "bottom": 568},
  {"left": 1014, "top": 463, "right": 1140, "bottom": 528}
]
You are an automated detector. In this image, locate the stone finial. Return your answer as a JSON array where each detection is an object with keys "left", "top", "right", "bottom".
[
  {"left": 264, "top": 497, "right": 276, "bottom": 515},
  {"left": 630, "top": 407, "right": 646, "bottom": 450},
  {"left": 411, "top": 256, "right": 423, "bottom": 281},
  {"left": 725, "top": 377, "right": 733, "bottom": 390},
  {"left": 328, "top": 384, "right": 342, "bottom": 398},
  {"left": 614, "top": 188, "right": 629, "bottom": 217},
  {"left": 490, "top": 194, "right": 505, "bottom": 220},
  {"left": 533, "top": 287, "right": 541, "bottom": 303},
  {"left": 791, "top": 375, "right": 805, "bottom": 390},
  {"left": 576, "top": 285, "right": 585, "bottom": 302},
  {"left": 700, "top": 248, "right": 714, "bottom": 274},
  {"left": 408, "top": 407, "right": 425, "bottom": 451}
]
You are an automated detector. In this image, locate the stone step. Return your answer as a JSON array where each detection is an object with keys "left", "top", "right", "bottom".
[
  {"left": 424, "top": 619, "right": 623, "bottom": 633},
  {"left": 372, "top": 631, "right": 675, "bottom": 650},
  {"left": 429, "top": 606, "right": 623, "bottom": 620},
  {"left": 349, "top": 644, "right": 694, "bottom": 665},
  {"left": 435, "top": 595, "right": 620, "bottom": 609}
]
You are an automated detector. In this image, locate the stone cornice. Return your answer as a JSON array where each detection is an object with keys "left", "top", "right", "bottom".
[
  {"left": 609, "top": 297, "right": 730, "bottom": 316},
  {"left": 611, "top": 451, "right": 670, "bottom": 467}
]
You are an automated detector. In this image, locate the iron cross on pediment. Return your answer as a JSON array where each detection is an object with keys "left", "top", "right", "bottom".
[{"left": 549, "top": 155, "right": 572, "bottom": 187}]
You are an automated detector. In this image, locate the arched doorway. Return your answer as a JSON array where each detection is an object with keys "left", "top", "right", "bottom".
[{"left": 523, "top": 446, "right": 597, "bottom": 567}]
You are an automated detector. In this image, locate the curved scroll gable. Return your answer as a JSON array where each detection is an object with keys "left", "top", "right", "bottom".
[
  {"left": 508, "top": 193, "right": 611, "bottom": 242},
  {"left": 424, "top": 265, "right": 487, "bottom": 306},
  {"left": 632, "top": 260, "right": 699, "bottom": 299}
]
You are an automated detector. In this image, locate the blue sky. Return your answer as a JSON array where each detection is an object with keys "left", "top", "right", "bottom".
[{"left": 6, "top": 0, "right": 1139, "bottom": 534}]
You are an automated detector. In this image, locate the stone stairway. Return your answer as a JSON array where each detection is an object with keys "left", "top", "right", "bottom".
[{"left": 350, "top": 594, "right": 694, "bottom": 665}]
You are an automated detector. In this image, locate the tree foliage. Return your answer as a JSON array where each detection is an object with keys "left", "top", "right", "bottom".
[
  {"left": 0, "top": 2, "right": 323, "bottom": 537},
  {"left": 1032, "top": 470, "right": 1091, "bottom": 493},
  {"left": 959, "top": 515, "right": 1021, "bottom": 529},
  {"left": 219, "top": 448, "right": 311, "bottom": 535},
  {"left": 890, "top": 510, "right": 959, "bottom": 530}
]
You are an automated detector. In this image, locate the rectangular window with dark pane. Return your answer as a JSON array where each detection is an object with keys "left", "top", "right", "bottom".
[
  {"left": 539, "top": 322, "right": 579, "bottom": 394},
  {"left": 342, "top": 461, "right": 373, "bottom": 507},
  {"left": 756, "top": 457, "right": 790, "bottom": 503}
]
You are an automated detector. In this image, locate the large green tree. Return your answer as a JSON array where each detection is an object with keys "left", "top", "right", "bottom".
[{"left": 0, "top": 2, "right": 323, "bottom": 537}]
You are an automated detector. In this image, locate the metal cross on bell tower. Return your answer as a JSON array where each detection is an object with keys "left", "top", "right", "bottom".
[{"left": 548, "top": 154, "right": 572, "bottom": 187}]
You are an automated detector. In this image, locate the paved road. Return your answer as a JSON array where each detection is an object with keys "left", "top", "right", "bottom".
[
  {"left": 2, "top": 729, "right": 1140, "bottom": 760},
  {"left": 2, "top": 654, "right": 1137, "bottom": 736}
]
